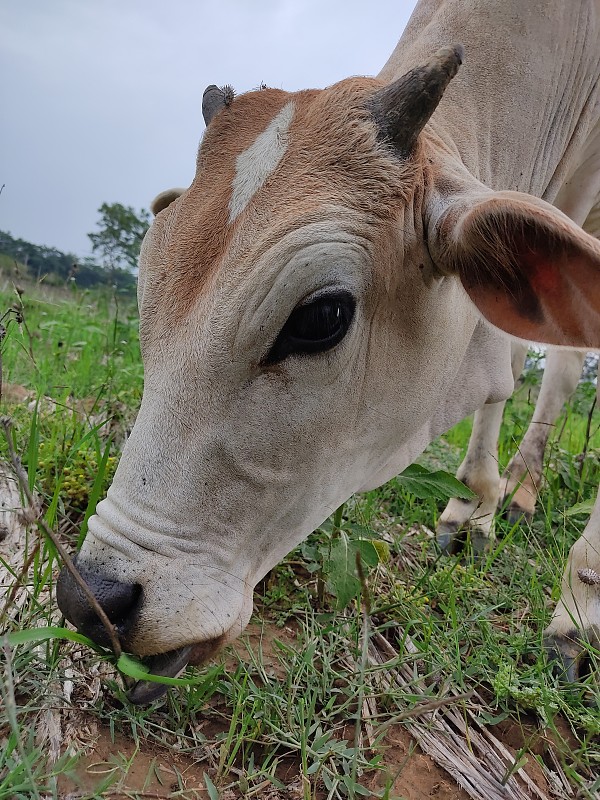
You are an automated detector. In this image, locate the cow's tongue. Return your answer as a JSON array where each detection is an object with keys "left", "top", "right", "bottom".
[{"left": 127, "top": 645, "right": 192, "bottom": 704}]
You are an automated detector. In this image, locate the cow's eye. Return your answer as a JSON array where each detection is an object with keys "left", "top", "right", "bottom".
[{"left": 265, "top": 291, "right": 356, "bottom": 364}]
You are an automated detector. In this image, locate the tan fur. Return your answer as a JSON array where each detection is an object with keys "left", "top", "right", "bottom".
[{"left": 140, "top": 80, "right": 417, "bottom": 341}]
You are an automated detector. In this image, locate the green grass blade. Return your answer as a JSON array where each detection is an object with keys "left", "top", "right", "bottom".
[
  {"left": 116, "top": 653, "right": 220, "bottom": 687},
  {"left": 4, "top": 626, "right": 103, "bottom": 652}
]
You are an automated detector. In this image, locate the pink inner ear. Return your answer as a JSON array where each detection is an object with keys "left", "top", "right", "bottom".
[
  {"left": 532, "top": 248, "right": 600, "bottom": 343},
  {"left": 527, "top": 254, "right": 562, "bottom": 297},
  {"left": 439, "top": 189, "right": 600, "bottom": 348},
  {"left": 462, "top": 243, "right": 600, "bottom": 349},
  {"left": 465, "top": 281, "right": 550, "bottom": 343}
]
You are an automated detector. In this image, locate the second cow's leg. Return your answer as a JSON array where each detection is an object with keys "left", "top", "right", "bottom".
[
  {"left": 500, "top": 348, "right": 587, "bottom": 523},
  {"left": 544, "top": 454, "right": 600, "bottom": 680},
  {"left": 436, "top": 341, "right": 527, "bottom": 554}
]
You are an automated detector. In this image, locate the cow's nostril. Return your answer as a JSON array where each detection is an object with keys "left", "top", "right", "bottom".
[{"left": 56, "top": 559, "right": 142, "bottom": 648}]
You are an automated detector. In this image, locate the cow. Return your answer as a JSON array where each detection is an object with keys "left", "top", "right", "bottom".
[
  {"left": 57, "top": 0, "right": 600, "bottom": 702},
  {"left": 437, "top": 347, "right": 592, "bottom": 552},
  {"left": 437, "top": 348, "right": 600, "bottom": 682}
]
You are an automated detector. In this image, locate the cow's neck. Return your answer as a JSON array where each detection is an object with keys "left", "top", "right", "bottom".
[{"left": 379, "top": 0, "right": 600, "bottom": 202}]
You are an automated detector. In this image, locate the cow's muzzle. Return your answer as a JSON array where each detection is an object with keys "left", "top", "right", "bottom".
[
  {"left": 56, "top": 559, "right": 142, "bottom": 647},
  {"left": 56, "top": 559, "right": 228, "bottom": 704}
]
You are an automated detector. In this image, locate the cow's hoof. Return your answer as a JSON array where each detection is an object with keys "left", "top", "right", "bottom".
[
  {"left": 435, "top": 524, "right": 492, "bottom": 556},
  {"left": 435, "top": 522, "right": 462, "bottom": 555},
  {"left": 499, "top": 502, "right": 533, "bottom": 526},
  {"left": 543, "top": 632, "right": 585, "bottom": 683},
  {"left": 469, "top": 530, "right": 493, "bottom": 555}
]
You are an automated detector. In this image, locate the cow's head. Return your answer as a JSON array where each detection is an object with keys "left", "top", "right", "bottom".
[{"left": 57, "top": 47, "right": 600, "bottom": 701}]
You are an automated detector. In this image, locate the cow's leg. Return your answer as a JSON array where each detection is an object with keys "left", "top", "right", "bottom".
[
  {"left": 436, "top": 342, "right": 527, "bottom": 554},
  {"left": 500, "top": 348, "right": 587, "bottom": 523},
  {"left": 541, "top": 358, "right": 599, "bottom": 680},
  {"left": 443, "top": 185, "right": 600, "bottom": 543},
  {"left": 543, "top": 200, "right": 600, "bottom": 676},
  {"left": 544, "top": 469, "right": 600, "bottom": 680},
  {"left": 500, "top": 193, "right": 600, "bottom": 522}
]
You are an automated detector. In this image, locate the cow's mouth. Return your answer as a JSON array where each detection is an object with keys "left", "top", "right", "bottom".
[
  {"left": 127, "top": 644, "right": 193, "bottom": 704},
  {"left": 127, "top": 634, "right": 228, "bottom": 704}
]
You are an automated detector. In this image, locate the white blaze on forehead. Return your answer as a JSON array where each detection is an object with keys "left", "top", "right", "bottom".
[{"left": 228, "top": 101, "right": 295, "bottom": 222}]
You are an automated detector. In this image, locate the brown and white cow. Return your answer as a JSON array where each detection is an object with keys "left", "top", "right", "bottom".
[{"left": 57, "top": 0, "right": 600, "bottom": 701}]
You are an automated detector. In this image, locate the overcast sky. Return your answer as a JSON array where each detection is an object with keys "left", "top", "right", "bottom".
[{"left": 1, "top": 1, "right": 417, "bottom": 260}]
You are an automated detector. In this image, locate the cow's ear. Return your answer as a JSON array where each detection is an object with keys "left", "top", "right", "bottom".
[
  {"left": 150, "top": 188, "right": 185, "bottom": 216},
  {"left": 429, "top": 190, "right": 600, "bottom": 348}
]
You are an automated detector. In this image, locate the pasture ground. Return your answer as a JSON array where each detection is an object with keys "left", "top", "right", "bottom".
[{"left": 0, "top": 268, "right": 599, "bottom": 799}]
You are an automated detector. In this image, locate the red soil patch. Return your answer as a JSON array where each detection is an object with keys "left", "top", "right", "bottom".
[{"left": 52, "top": 624, "right": 577, "bottom": 799}]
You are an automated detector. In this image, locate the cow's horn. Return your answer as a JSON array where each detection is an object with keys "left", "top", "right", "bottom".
[
  {"left": 371, "top": 44, "right": 464, "bottom": 155},
  {"left": 202, "top": 84, "right": 235, "bottom": 126}
]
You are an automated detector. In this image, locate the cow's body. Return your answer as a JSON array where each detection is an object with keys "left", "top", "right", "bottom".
[
  {"left": 58, "top": 0, "right": 600, "bottom": 700},
  {"left": 401, "top": 1, "right": 600, "bottom": 672},
  {"left": 383, "top": 0, "right": 600, "bottom": 206}
]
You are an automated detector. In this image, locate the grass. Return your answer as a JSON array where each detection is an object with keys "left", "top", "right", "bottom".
[{"left": 0, "top": 269, "right": 599, "bottom": 799}]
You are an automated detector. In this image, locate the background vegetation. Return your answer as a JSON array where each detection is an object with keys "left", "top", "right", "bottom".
[{"left": 0, "top": 202, "right": 148, "bottom": 294}]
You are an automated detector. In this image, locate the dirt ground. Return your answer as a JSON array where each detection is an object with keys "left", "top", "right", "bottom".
[
  {"left": 60, "top": 715, "right": 570, "bottom": 799},
  {"left": 59, "top": 722, "right": 475, "bottom": 799},
  {"left": 53, "top": 623, "right": 567, "bottom": 800}
]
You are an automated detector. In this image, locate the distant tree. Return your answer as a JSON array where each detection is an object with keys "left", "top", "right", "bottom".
[
  {"left": 88, "top": 203, "right": 150, "bottom": 274},
  {"left": 0, "top": 230, "right": 75, "bottom": 281},
  {"left": 77, "top": 256, "right": 136, "bottom": 292},
  {"left": 581, "top": 353, "right": 599, "bottom": 382}
]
